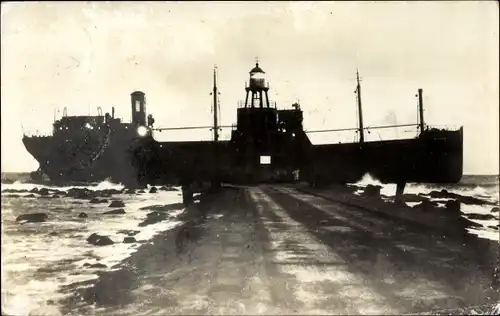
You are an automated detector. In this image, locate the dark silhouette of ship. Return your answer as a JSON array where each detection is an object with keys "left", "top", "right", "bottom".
[
  {"left": 23, "top": 61, "right": 463, "bottom": 194},
  {"left": 130, "top": 62, "right": 463, "bottom": 195},
  {"left": 23, "top": 92, "right": 155, "bottom": 185}
]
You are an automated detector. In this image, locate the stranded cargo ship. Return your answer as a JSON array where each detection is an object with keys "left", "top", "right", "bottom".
[{"left": 23, "top": 62, "right": 463, "bottom": 189}]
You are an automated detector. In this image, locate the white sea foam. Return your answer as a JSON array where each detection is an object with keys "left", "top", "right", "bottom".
[
  {"left": 352, "top": 173, "right": 499, "bottom": 202},
  {"left": 352, "top": 173, "right": 398, "bottom": 197},
  {"left": 466, "top": 227, "right": 499, "bottom": 242},
  {"left": 1, "top": 179, "right": 125, "bottom": 193},
  {"left": 1, "top": 184, "right": 185, "bottom": 316},
  {"left": 351, "top": 173, "right": 499, "bottom": 242}
]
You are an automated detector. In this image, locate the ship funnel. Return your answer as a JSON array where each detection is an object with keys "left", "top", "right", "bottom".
[
  {"left": 112, "top": 107, "right": 115, "bottom": 119},
  {"left": 131, "top": 91, "right": 146, "bottom": 126}
]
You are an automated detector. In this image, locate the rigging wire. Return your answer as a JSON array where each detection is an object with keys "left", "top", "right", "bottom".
[
  {"left": 304, "top": 123, "right": 419, "bottom": 134},
  {"left": 218, "top": 91, "right": 222, "bottom": 134},
  {"left": 153, "top": 123, "right": 419, "bottom": 132}
]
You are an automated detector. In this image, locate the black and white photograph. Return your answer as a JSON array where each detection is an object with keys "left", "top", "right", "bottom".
[{"left": 1, "top": 1, "right": 499, "bottom": 315}]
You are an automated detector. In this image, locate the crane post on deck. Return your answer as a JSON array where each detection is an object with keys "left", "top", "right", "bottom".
[
  {"left": 212, "top": 65, "right": 219, "bottom": 142},
  {"left": 211, "top": 65, "right": 222, "bottom": 189}
]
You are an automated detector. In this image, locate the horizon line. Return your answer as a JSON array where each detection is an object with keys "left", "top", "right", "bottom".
[{"left": 1, "top": 171, "right": 499, "bottom": 177}]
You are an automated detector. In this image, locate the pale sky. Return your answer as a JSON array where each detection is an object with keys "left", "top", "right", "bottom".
[{"left": 1, "top": 1, "right": 499, "bottom": 174}]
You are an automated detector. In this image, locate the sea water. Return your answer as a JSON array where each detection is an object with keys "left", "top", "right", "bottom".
[{"left": 1, "top": 179, "right": 185, "bottom": 316}]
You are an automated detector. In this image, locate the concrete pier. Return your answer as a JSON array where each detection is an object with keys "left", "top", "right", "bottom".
[{"left": 62, "top": 184, "right": 500, "bottom": 315}]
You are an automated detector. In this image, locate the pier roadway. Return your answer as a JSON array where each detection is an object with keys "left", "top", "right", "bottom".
[{"left": 79, "top": 185, "right": 499, "bottom": 315}]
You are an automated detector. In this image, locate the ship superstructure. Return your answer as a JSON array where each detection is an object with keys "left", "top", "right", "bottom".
[{"left": 228, "top": 62, "right": 311, "bottom": 182}]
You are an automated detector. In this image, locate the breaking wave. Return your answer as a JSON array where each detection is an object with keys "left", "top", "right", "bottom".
[
  {"left": 2, "top": 179, "right": 125, "bottom": 193},
  {"left": 351, "top": 173, "right": 499, "bottom": 242},
  {"left": 352, "top": 173, "right": 499, "bottom": 203}
]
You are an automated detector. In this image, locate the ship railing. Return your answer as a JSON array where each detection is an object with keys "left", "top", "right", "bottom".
[
  {"left": 237, "top": 100, "right": 277, "bottom": 109},
  {"left": 153, "top": 125, "right": 233, "bottom": 132},
  {"left": 151, "top": 125, "right": 234, "bottom": 142}
]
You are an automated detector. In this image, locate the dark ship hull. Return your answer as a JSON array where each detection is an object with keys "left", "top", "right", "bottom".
[
  {"left": 131, "top": 127, "right": 463, "bottom": 186},
  {"left": 23, "top": 130, "right": 110, "bottom": 183},
  {"left": 22, "top": 128, "right": 139, "bottom": 184},
  {"left": 305, "top": 127, "right": 463, "bottom": 185},
  {"left": 130, "top": 64, "right": 463, "bottom": 187},
  {"left": 22, "top": 91, "right": 153, "bottom": 186}
]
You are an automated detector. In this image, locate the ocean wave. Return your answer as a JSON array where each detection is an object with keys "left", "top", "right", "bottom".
[
  {"left": 1, "top": 189, "right": 185, "bottom": 316},
  {"left": 1, "top": 179, "right": 125, "bottom": 193}
]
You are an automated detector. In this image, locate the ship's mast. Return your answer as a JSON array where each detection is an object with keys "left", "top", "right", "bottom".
[
  {"left": 418, "top": 88, "right": 425, "bottom": 133},
  {"left": 356, "top": 69, "right": 365, "bottom": 143},
  {"left": 213, "top": 65, "right": 219, "bottom": 142}
]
